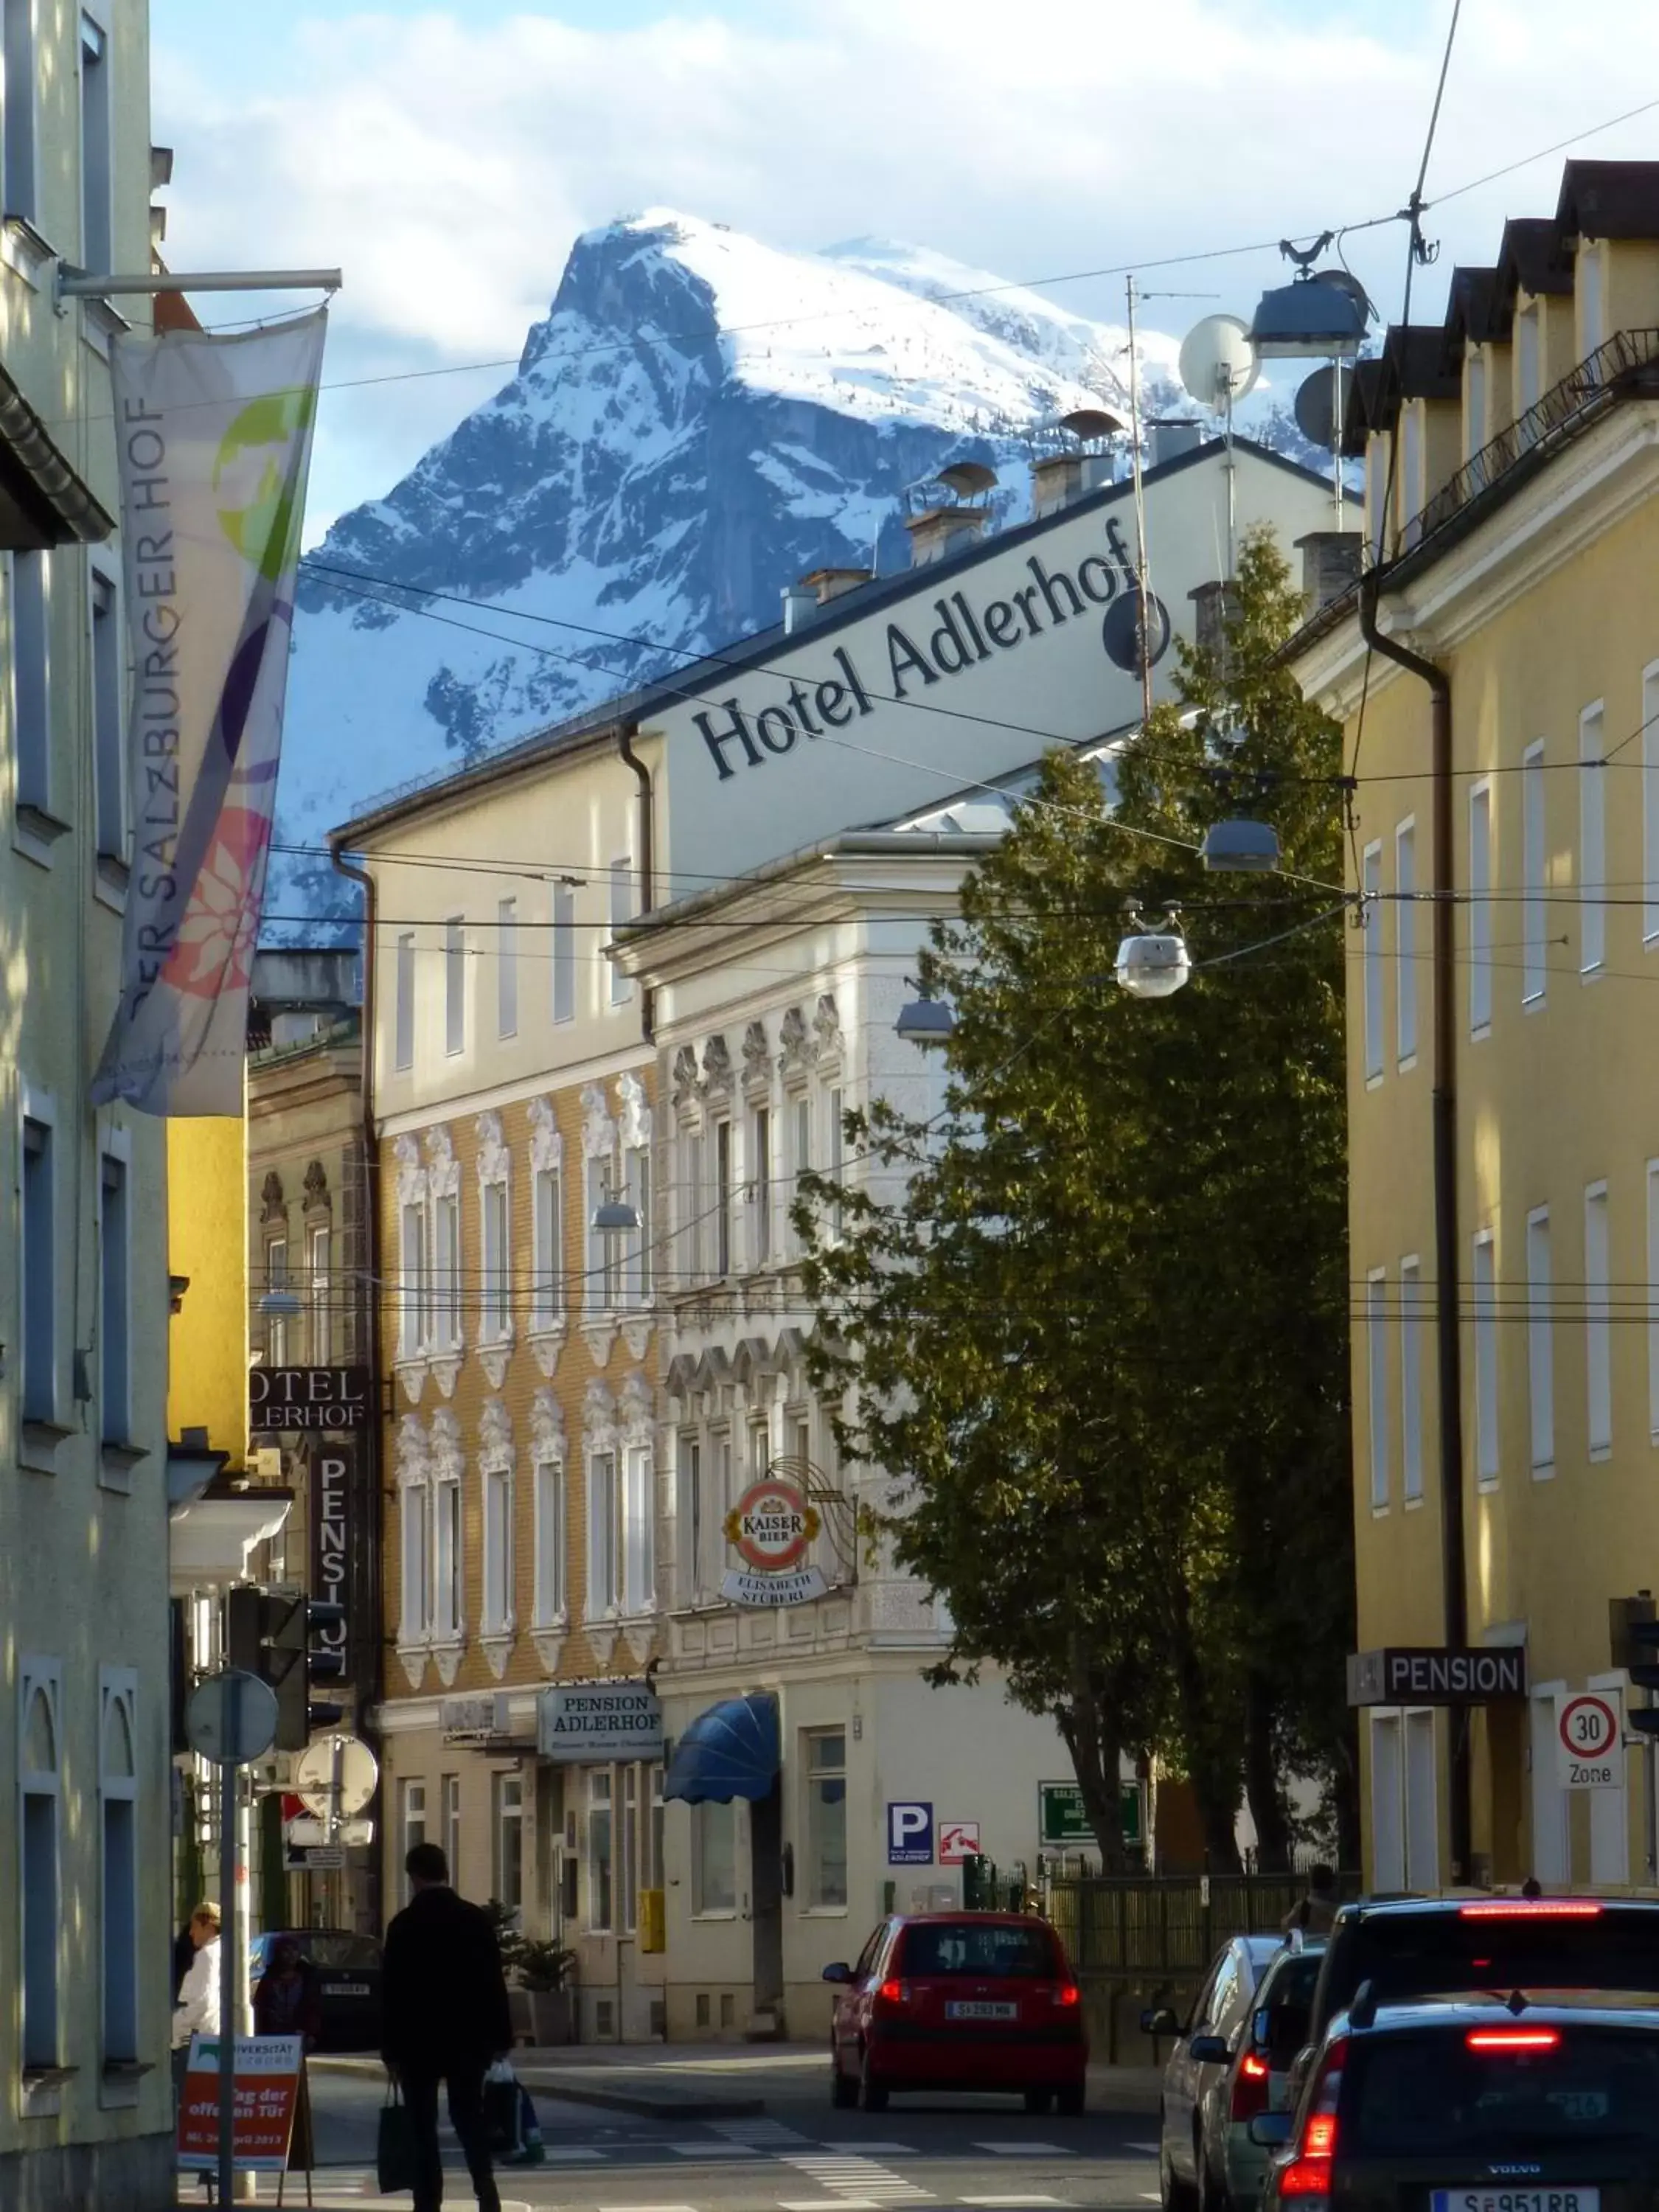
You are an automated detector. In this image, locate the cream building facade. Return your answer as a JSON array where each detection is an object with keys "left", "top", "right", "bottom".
[
  {"left": 0, "top": 4, "right": 176, "bottom": 2202},
  {"left": 1291, "top": 160, "right": 1659, "bottom": 1895}
]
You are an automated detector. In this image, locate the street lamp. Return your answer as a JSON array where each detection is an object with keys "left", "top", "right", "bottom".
[
  {"left": 894, "top": 982, "right": 957, "bottom": 1044},
  {"left": 591, "top": 1189, "right": 641, "bottom": 1234},
  {"left": 1114, "top": 907, "right": 1190, "bottom": 999},
  {"left": 257, "top": 1287, "right": 304, "bottom": 1320},
  {"left": 1200, "top": 818, "right": 1280, "bottom": 872}
]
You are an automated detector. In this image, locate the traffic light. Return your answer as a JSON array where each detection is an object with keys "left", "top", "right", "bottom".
[
  {"left": 1624, "top": 1607, "right": 1659, "bottom": 1738},
  {"left": 225, "top": 1586, "right": 349, "bottom": 1750}
]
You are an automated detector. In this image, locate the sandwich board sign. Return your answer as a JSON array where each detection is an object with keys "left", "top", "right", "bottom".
[{"left": 176, "top": 2036, "right": 305, "bottom": 2174}]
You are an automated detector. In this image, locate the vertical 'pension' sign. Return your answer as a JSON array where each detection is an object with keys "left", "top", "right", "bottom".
[{"left": 91, "top": 310, "right": 327, "bottom": 1118}]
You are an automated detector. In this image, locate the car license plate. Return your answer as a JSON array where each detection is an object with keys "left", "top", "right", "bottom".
[
  {"left": 329, "top": 1982, "right": 370, "bottom": 1997},
  {"left": 946, "top": 2000, "right": 1016, "bottom": 2020},
  {"left": 1433, "top": 2190, "right": 1599, "bottom": 2212}
]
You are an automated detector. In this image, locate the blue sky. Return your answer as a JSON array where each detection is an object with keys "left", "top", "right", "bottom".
[{"left": 148, "top": 1, "right": 1659, "bottom": 535}]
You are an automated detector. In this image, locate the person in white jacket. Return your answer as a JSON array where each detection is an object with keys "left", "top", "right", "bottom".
[{"left": 172, "top": 1902, "right": 222, "bottom": 2110}]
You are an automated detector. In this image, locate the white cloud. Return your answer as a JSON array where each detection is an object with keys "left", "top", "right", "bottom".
[{"left": 152, "top": 0, "right": 1659, "bottom": 532}]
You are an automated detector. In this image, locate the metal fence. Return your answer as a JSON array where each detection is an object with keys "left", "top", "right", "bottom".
[{"left": 1046, "top": 1871, "right": 1363, "bottom": 1982}]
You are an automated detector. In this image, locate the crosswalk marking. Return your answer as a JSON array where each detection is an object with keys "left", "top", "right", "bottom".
[
  {"left": 777, "top": 2200, "right": 886, "bottom": 2211},
  {"left": 960, "top": 2196, "right": 1071, "bottom": 2205},
  {"left": 973, "top": 2142, "right": 1074, "bottom": 2157},
  {"left": 781, "top": 2150, "right": 933, "bottom": 2204},
  {"left": 669, "top": 2143, "right": 762, "bottom": 2157}
]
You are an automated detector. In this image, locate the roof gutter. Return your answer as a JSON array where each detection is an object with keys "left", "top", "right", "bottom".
[{"left": 1357, "top": 570, "right": 1471, "bottom": 1886}]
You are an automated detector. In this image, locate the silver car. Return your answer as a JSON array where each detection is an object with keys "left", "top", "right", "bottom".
[
  {"left": 1144, "top": 1934, "right": 1284, "bottom": 2212},
  {"left": 1206, "top": 1939, "right": 1325, "bottom": 2209}
]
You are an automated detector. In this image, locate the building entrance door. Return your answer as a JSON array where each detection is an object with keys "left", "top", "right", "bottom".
[{"left": 750, "top": 1778, "right": 784, "bottom": 2031}]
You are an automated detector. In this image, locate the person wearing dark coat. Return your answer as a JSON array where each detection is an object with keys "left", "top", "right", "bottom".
[{"left": 382, "top": 1843, "right": 512, "bottom": 2212}]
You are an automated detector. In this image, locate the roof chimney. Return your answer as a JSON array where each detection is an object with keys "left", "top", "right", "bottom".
[
  {"left": 781, "top": 583, "right": 816, "bottom": 634},
  {"left": 1149, "top": 420, "right": 1202, "bottom": 468},
  {"left": 1029, "top": 405, "right": 1124, "bottom": 518},
  {"left": 801, "top": 566, "right": 873, "bottom": 606},
  {"left": 1188, "top": 580, "right": 1237, "bottom": 661},
  {"left": 1294, "top": 529, "right": 1363, "bottom": 613},
  {"left": 902, "top": 461, "right": 997, "bottom": 568}
]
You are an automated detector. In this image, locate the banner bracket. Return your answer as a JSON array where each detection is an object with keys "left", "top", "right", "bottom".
[{"left": 56, "top": 265, "right": 342, "bottom": 307}]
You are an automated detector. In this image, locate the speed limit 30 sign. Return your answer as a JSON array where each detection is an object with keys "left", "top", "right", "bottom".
[{"left": 1556, "top": 1690, "right": 1624, "bottom": 1790}]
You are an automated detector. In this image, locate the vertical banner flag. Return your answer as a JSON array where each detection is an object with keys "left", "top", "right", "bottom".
[{"left": 91, "top": 310, "right": 327, "bottom": 1116}]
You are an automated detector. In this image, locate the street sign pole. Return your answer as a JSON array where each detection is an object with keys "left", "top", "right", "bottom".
[{"left": 218, "top": 1755, "right": 236, "bottom": 2212}]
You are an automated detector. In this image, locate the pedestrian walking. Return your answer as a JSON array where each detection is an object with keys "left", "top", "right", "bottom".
[
  {"left": 382, "top": 1843, "right": 512, "bottom": 2212},
  {"left": 1281, "top": 1863, "right": 1339, "bottom": 1936},
  {"left": 171, "top": 1902, "right": 222, "bottom": 2111}
]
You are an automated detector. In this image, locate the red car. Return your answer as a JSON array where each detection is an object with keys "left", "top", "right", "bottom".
[{"left": 824, "top": 1912, "right": 1088, "bottom": 2112}]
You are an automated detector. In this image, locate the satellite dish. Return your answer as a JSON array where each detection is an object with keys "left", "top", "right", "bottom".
[
  {"left": 1294, "top": 368, "right": 1338, "bottom": 451},
  {"left": 1178, "top": 315, "right": 1260, "bottom": 411},
  {"left": 937, "top": 460, "right": 998, "bottom": 499},
  {"left": 1058, "top": 406, "right": 1127, "bottom": 442}
]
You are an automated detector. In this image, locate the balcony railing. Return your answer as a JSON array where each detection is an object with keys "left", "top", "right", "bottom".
[{"left": 1411, "top": 324, "right": 1659, "bottom": 546}]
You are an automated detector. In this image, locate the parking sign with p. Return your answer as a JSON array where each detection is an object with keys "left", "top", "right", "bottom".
[{"left": 887, "top": 1801, "right": 934, "bottom": 1865}]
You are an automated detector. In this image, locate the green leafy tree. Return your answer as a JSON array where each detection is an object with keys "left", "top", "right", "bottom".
[{"left": 796, "top": 530, "right": 1354, "bottom": 1868}]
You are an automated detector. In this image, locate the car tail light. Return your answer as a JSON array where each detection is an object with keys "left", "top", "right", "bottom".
[
  {"left": 1458, "top": 1899, "right": 1602, "bottom": 1919},
  {"left": 1229, "top": 2050, "right": 1270, "bottom": 2122},
  {"left": 1052, "top": 1982, "right": 1081, "bottom": 2008},
  {"left": 876, "top": 1978, "right": 910, "bottom": 2012},
  {"left": 1279, "top": 2040, "right": 1344, "bottom": 2199},
  {"left": 1466, "top": 2028, "right": 1561, "bottom": 2053}
]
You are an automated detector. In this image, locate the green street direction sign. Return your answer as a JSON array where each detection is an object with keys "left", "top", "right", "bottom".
[{"left": 1039, "top": 1779, "right": 1144, "bottom": 1848}]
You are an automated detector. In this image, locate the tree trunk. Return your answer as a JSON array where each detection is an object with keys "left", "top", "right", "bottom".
[
  {"left": 1168, "top": 1593, "right": 1245, "bottom": 1872},
  {"left": 1242, "top": 1672, "right": 1293, "bottom": 1872},
  {"left": 1057, "top": 1642, "right": 1132, "bottom": 1874}
]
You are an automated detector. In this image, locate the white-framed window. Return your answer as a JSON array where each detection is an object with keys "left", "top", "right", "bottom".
[
  {"left": 398, "top": 1779, "right": 427, "bottom": 1905},
  {"left": 399, "top": 1198, "right": 428, "bottom": 1358},
  {"left": 1395, "top": 819, "right": 1416, "bottom": 1064},
  {"left": 623, "top": 1444, "right": 653, "bottom": 1615},
  {"left": 532, "top": 1161, "right": 563, "bottom": 1327},
  {"left": 399, "top": 1472, "right": 431, "bottom": 1644},
  {"left": 1399, "top": 402, "right": 1423, "bottom": 544},
  {"left": 610, "top": 858, "right": 633, "bottom": 1004},
  {"left": 20, "top": 1659, "right": 61, "bottom": 2068},
  {"left": 98, "top": 1141, "right": 130, "bottom": 1445},
  {"left": 3, "top": 0, "right": 38, "bottom": 220},
  {"left": 1522, "top": 741, "right": 1546, "bottom": 1004},
  {"left": 20, "top": 1099, "right": 55, "bottom": 1425},
  {"left": 588, "top": 1450, "right": 622, "bottom": 1615},
  {"left": 1530, "top": 1688, "right": 1569, "bottom": 1885},
  {"left": 1362, "top": 841, "right": 1384, "bottom": 1083},
  {"left": 585, "top": 1154, "right": 621, "bottom": 1309},
  {"left": 552, "top": 882, "right": 575, "bottom": 1023},
  {"left": 1581, "top": 703, "right": 1606, "bottom": 975},
  {"left": 394, "top": 933, "right": 416, "bottom": 1072},
  {"left": 90, "top": 560, "right": 124, "bottom": 862},
  {"left": 588, "top": 1769, "right": 613, "bottom": 1931},
  {"left": 1474, "top": 1228, "right": 1498, "bottom": 1488},
  {"left": 1579, "top": 240, "right": 1604, "bottom": 357},
  {"left": 1399, "top": 1256, "right": 1423, "bottom": 1504},
  {"left": 444, "top": 917, "right": 466, "bottom": 1055},
  {"left": 492, "top": 1772, "right": 524, "bottom": 1919},
  {"left": 434, "top": 1189, "right": 462, "bottom": 1348},
  {"left": 98, "top": 1668, "right": 139, "bottom": 2065},
  {"left": 1517, "top": 303, "right": 1541, "bottom": 419},
  {"left": 713, "top": 1118, "right": 732, "bottom": 1276},
  {"left": 1645, "top": 664, "right": 1659, "bottom": 947},
  {"left": 1469, "top": 781, "right": 1493, "bottom": 1036},
  {"left": 789, "top": 1091, "right": 811, "bottom": 1256},
  {"left": 265, "top": 1234, "right": 290, "bottom": 1365},
  {"left": 1369, "top": 1706, "right": 1439, "bottom": 1894},
  {"left": 1366, "top": 431, "right": 1391, "bottom": 561},
  {"left": 532, "top": 1455, "right": 566, "bottom": 1626},
  {"left": 309, "top": 1223, "right": 331, "bottom": 1365},
  {"left": 11, "top": 549, "right": 51, "bottom": 822},
  {"left": 749, "top": 1105, "right": 772, "bottom": 1265},
  {"left": 1526, "top": 1206, "right": 1554, "bottom": 1476},
  {"left": 1465, "top": 349, "right": 1486, "bottom": 463},
  {"left": 496, "top": 897, "right": 518, "bottom": 1038},
  {"left": 624, "top": 1140, "right": 650, "bottom": 1306},
  {"left": 441, "top": 1773, "right": 461, "bottom": 1882},
  {"left": 648, "top": 1763, "right": 664, "bottom": 1893},
  {"left": 482, "top": 1461, "right": 513, "bottom": 1638},
  {"left": 1366, "top": 1269, "right": 1388, "bottom": 1509},
  {"left": 692, "top": 1798, "right": 737, "bottom": 1916},
  {"left": 621, "top": 1764, "right": 639, "bottom": 1936},
  {"left": 78, "top": 9, "right": 111, "bottom": 271},
  {"left": 1647, "top": 1160, "right": 1659, "bottom": 1444},
  {"left": 828, "top": 1085, "right": 845, "bottom": 1239},
  {"left": 681, "top": 1127, "right": 705, "bottom": 1283},
  {"left": 681, "top": 1433, "right": 705, "bottom": 1599},
  {"left": 481, "top": 1176, "right": 509, "bottom": 1342},
  {"left": 434, "top": 1470, "right": 463, "bottom": 1638},
  {"left": 1586, "top": 1180, "right": 1612, "bottom": 1458},
  {"left": 803, "top": 1727, "right": 848, "bottom": 1909}
]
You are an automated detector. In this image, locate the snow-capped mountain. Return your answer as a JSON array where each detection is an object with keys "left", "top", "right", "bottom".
[{"left": 277, "top": 210, "right": 1311, "bottom": 922}]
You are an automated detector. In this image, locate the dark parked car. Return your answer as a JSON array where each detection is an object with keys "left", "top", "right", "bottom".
[
  {"left": 824, "top": 1913, "right": 1088, "bottom": 2112},
  {"left": 1256, "top": 1995, "right": 1659, "bottom": 2212},
  {"left": 248, "top": 1928, "right": 383, "bottom": 2051}
]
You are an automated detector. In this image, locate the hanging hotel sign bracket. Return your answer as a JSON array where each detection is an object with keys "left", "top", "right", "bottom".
[{"left": 55, "top": 265, "right": 343, "bottom": 310}]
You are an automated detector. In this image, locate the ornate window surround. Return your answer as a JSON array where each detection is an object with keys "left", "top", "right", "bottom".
[
  {"left": 394, "top": 1412, "right": 431, "bottom": 1690},
  {"left": 475, "top": 1110, "right": 515, "bottom": 1387},
  {"left": 477, "top": 1395, "right": 515, "bottom": 1679},
  {"left": 428, "top": 1405, "right": 465, "bottom": 1686},
  {"left": 526, "top": 1096, "right": 567, "bottom": 1379},
  {"left": 529, "top": 1385, "right": 568, "bottom": 1672}
]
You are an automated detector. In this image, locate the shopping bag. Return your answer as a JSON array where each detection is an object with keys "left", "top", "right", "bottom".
[
  {"left": 483, "top": 2059, "right": 521, "bottom": 2156},
  {"left": 501, "top": 2081, "right": 546, "bottom": 2167},
  {"left": 377, "top": 2079, "right": 419, "bottom": 2194}
]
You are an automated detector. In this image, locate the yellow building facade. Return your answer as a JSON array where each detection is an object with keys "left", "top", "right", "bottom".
[{"left": 1293, "top": 161, "right": 1659, "bottom": 1893}]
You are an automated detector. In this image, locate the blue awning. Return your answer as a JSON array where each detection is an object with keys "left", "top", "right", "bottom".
[{"left": 663, "top": 1693, "right": 779, "bottom": 1804}]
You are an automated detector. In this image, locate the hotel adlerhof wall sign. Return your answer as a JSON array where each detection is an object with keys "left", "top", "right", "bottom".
[{"left": 720, "top": 1474, "right": 828, "bottom": 1608}]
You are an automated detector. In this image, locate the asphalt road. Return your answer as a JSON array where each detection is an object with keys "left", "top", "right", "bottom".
[{"left": 228, "top": 2070, "right": 1164, "bottom": 2211}]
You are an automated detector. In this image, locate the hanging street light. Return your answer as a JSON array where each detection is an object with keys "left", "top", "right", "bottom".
[
  {"left": 894, "top": 981, "right": 957, "bottom": 1044},
  {"left": 1114, "top": 906, "right": 1190, "bottom": 998},
  {"left": 591, "top": 1189, "right": 641, "bottom": 1234},
  {"left": 1200, "top": 818, "right": 1281, "bottom": 872},
  {"left": 257, "top": 1287, "right": 304, "bottom": 1319}
]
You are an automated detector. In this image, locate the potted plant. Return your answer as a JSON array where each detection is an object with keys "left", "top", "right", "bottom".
[{"left": 516, "top": 1940, "right": 577, "bottom": 2047}]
